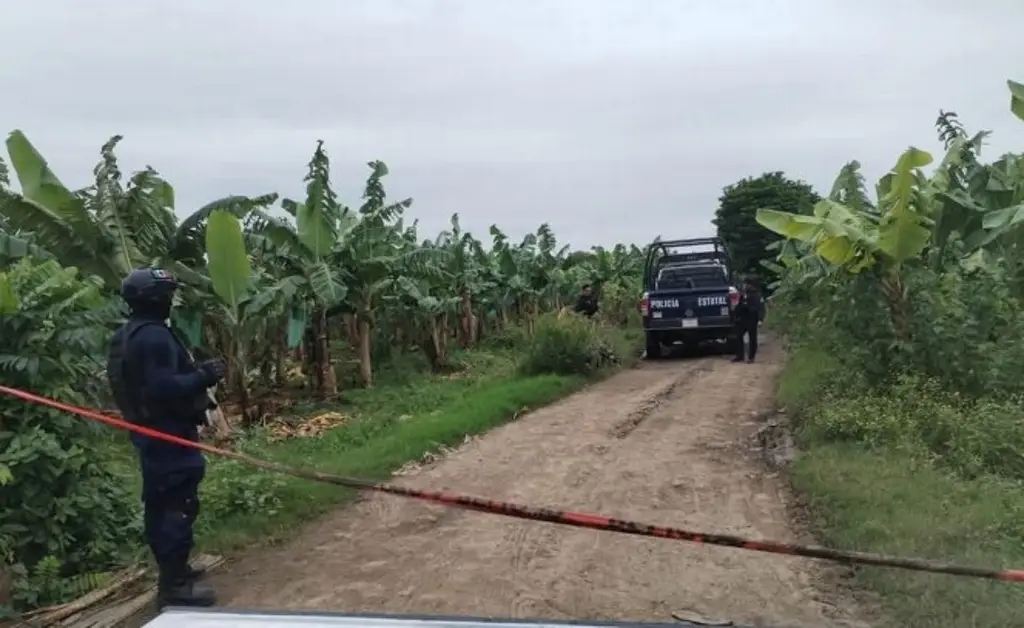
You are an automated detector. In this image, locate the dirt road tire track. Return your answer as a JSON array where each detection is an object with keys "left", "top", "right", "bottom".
[{"left": 211, "top": 339, "right": 865, "bottom": 627}]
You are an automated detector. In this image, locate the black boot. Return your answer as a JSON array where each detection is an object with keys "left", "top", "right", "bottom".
[
  {"left": 158, "top": 561, "right": 217, "bottom": 608},
  {"left": 184, "top": 562, "right": 206, "bottom": 582}
]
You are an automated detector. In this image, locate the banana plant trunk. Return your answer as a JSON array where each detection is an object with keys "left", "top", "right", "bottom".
[
  {"left": 313, "top": 307, "right": 337, "bottom": 397},
  {"left": 228, "top": 336, "right": 255, "bottom": 427},
  {"left": 357, "top": 316, "right": 373, "bottom": 387},
  {"left": 881, "top": 273, "right": 912, "bottom": 342},
  {"left": 343, "top": 313, "right": 359, "bottom": 346},
  {"left": 458, "top": 288, "right": 476, "bottom": 348},
  {"left": 525, "top": 299, "right": 538, "bottom": 337},
  {"left": 274, "top": 321, "right": 286, "bottom": 388},
  {"left": 423, "top": 313, "right": 450, "bottom": 371},
  {"left": 475, "top": 308, "right": 487, "bottom": 341},
  {"left": 303, "top": 326, "right": 317, "bottom": 391}
]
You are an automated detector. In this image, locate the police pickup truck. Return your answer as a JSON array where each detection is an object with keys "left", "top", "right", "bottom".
[{"left": 638, "top": 237, "right": 739, "bottom": 359}]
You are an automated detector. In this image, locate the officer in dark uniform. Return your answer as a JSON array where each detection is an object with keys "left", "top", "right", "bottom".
[
  {"left": 106, "top": 268, "right": 227, "bottom": 607},
  {"left": 732, "top": 276, "right": 765, "bottom": 363},
  {"left": 574, "top": 284, "right": 599, "bottom": 318}
]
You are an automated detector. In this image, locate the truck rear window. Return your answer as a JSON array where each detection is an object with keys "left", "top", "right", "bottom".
[{"left": 655, "top": 265, "right": 728, "bottom": 290}]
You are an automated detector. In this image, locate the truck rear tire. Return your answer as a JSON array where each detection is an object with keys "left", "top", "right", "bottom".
[{"left": 645, "top": 332, "right": 663, "bottom": 360}]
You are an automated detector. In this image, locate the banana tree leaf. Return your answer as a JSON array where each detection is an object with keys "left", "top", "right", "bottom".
[
  {"left": 880, "top": 146, "right": 933, "bottom": 214},
  {"left": 171, "top": 309, "right": 204, "bottom": 347},
  {"left": 6, "top": 131, "right": 105, "bottom": 246},
  {"left": 175, "top": 194, "right": 260, "bottom": 244},
  {"left": 0, "top": 231, "right": 51, "bottom": 260},
  {"left": 308, "top": 261, "right": 347, "bottom": 305},
  {"left": 815, "top": 236, "right": 859, "bottom": 266},
  {"left": 877, "top": 213, "right": 932, "bottom": 264},
  {"left": 0, "top": 272, "right": 18, "bottom": 314},
  {"left": 205, "top": 210, "right": 252, "bottom": 313},
  {"left": 286, "top": 305, "right": 307, "bottom": 349},
  {"left": 0, "top": 193, "right": 82, "bottom": 263},
  {"left": 1009, "top": 79, "right": 1024, "bottom": 123},
  {"left": 295, "top": 201, "right": 337, "bottom": 259},
  {"left": 755, "top": 209, "right": 826, "bottom": 241},
  {"left": 982, "top": 204, "right": 1024, "bottom": 230}
]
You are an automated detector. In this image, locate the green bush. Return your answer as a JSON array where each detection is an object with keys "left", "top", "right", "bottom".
[
  {"left": 783, "top": 342, "right": 1024, "bottom": 482},
  {"left": 482, "top": 322, "right": 528, "bottom": 350},
  {"left": 0, "top": 260, "right": 139, "bottom": 612},
  {"left": 199, "top": 461, "right": 287, "bottom": 526},
  {"left": 518, "top": 313, "right": 623, "bottom": 377}
]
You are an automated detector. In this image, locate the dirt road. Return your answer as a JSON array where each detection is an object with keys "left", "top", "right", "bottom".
[{"left": 211, "top": 339, "right": 866, "bottom": 627}]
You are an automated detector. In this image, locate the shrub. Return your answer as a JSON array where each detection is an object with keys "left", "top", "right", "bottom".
[
  {"left": 518, "top": 313, "right": 622, "bottom": 377},
  {"left": 784, "top": 344, "right": 1024, "bottom": 483},
  {"left": 0, "top": 259, "right": 138, "bottom": 612},
  {"left": 196, "top": 461, "right": 287, "bottom": 536},
  {"left": 482, "top": 322, "right": 528, "bottom": 350}
]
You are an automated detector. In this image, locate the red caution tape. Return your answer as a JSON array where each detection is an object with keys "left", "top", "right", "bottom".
[{"left": 2, "top": 383, "right": 1024, "bottom": 583}]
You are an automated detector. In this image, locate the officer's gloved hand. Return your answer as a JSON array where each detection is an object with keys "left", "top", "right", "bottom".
[{"left": 197, "top": 359, "right": 227, "bottom": 386}]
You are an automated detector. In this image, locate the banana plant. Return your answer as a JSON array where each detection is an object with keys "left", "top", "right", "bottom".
[
  {"left": 386, "top": 276, "right": 460, "bottom": 370},
  {"left": 757, "top": 147, "right": 935, "bottom": 340},
  {"left": 432, "top": 213, "right": 485, "bottom": 347},
  {"left": 328, "top": 160, "right": 446, "bottom": 387},
  {"left": 205, "top": 210, "right": 257, "bottom": 424},
  {"left": 0, "top": 131, "right": 211, "bottom": 290}
]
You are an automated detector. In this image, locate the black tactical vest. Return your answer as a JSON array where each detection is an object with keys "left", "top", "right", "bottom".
[{"left": 106, "top": 319, "right": 164, "bottom": 424}]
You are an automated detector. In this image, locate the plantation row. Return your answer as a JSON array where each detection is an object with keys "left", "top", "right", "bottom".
[
  {"left": 0, "top": 132, "right": 644, "bottom": 612},
  {"left": 763, "top": 80, "right": 1024, "bottom": 626}
]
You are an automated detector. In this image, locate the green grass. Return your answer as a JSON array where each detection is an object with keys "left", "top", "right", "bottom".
[
  {"left": 92, "top": 323, "right": 638, "bottom": 563},
  {"left": 781, "top": 347, "right": 1024, "bottom": 627},
  {"left": 189, "top": 342, "right": 621, "bottom": 553},
  {"left": 794, "top": 446, "right": 1024, "bottom": 627}
]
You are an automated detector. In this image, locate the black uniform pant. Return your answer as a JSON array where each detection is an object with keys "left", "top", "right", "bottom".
[
  {"left": 734, "top": 318, "right": 759, "bottom": 360},
  {"left": 142, "top": 467, "right": 204, "bottom": 584}
]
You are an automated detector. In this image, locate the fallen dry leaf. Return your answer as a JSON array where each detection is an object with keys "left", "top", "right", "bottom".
[{"left": 266, "top": 411, "right": 347, "bottom": 443}]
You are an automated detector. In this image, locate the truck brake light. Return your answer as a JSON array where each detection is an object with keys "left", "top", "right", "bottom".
[
  {"left": 639, "top": 293, "right": 650, "bottom": 317},
  {"left": 728, "top": 286, "right": 740, "bottom": 308}
]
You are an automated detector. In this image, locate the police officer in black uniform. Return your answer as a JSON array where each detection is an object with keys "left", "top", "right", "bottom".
[
  {"left": 732, "top": 276, "right": 765, "bottom": 364},
  {"left": 106, "top": 268, "right": 227, "bottom": 607},
  {"left": 574, "top": 284, "right": 599, "bottom": 318}
]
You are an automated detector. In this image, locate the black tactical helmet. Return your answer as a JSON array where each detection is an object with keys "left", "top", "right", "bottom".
[{"left": 120, "top": 267, "right": 178, "bottom": 303}]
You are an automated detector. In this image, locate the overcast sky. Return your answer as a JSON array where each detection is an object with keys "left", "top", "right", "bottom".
[{"left": 3, "top": 1, "right": 1024, "bottom": 249}]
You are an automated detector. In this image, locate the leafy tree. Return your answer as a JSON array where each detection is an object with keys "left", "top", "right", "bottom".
[{"left": 712, "top": 171, "right": 819, "bottom": 281}]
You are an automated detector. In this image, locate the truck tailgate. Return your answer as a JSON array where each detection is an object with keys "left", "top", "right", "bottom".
[{"left": 645, "top": 288, "right": 732, "bottom": 329}]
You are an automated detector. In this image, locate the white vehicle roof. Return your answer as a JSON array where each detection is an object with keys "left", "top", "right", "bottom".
[{"left": 142, "top": 610, "right": 726, "bottom": 628}]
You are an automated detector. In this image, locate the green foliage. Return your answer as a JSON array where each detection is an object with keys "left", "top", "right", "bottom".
[
  {"left": 769, "top": 79, "right": 1024, "bottom": 626},
  {"left": 519, "top": 313, "right": 626, "bottom": 377},
  {"left": 482, "top": 323, "right": 529, "bottom": 350},
  {"left": 0, "top": 258, "right": 138, "bottom": 613},
  {"left": 199, "top": 462, "right": 286, "bottom": 524},
  {"left": 713, "top": 171, "right": 819, "bottom": 281},
  {"left": 0, "top": 128, "right": 646, "bottom": 612}
]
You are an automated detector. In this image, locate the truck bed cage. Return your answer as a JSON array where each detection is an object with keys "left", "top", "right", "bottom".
[{"left": 643, "top": 237, "right": 728, "bottom": 289}]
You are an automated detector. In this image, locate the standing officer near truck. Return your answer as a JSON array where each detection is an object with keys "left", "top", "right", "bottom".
[
  {"left": 106, "top": 268, "right": 227, "bottom": 607},
  {"left": 732, "top": 276, "right": 765, "bottom": 363}
]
